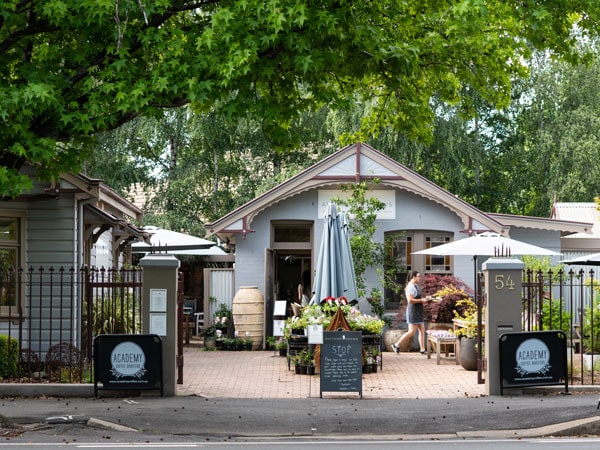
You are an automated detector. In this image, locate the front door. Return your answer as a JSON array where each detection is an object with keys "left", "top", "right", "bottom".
[
  {"left": 274, "top": 252, "right": 311, "bottom": 311},
  {"left": 270, "top": 220, "right": 313, "bottom": 318}
]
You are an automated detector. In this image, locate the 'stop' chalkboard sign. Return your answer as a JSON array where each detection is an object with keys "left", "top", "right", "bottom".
[
  {"left": 320, "top": 331, "right": 362, "bottom": 398},
  {"left": 499, "top": 330, "right": 567, "bottom": 395}
]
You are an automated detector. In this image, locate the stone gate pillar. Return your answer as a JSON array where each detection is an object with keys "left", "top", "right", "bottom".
[
  {"left": 139, "top": 254, "right": 180, "bottom": 397},
  {"left": 482, "top": 257, "right": 524, "bottom": 396}
]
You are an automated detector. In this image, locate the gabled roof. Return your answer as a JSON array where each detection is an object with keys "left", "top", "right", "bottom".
[
  {"left": 208, "top": 143, "right": 589, "bottom": 243},
  {"left": 61, "top": 172, "right": 144, "bottom": 222},
  {"left": 551, "top": 202, "right": 600, "bottom": 239}
]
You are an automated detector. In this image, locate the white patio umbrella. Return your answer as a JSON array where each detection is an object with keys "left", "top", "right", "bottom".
[
  {"left": 561, "top": 252, "right": 600, "bottom": 266},
  {"left": 310, "top": 203, "right": 358, "bottom": 305},
  {"left": 413, "top": 232, "right": 560, "bottom": 299},
  {"left": 131, "top": 226, "right": 217, "bottom": 253}
]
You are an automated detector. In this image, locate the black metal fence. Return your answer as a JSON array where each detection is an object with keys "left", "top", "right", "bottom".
[
  {"left": 3, "top": 265, "right": 600, "bottom": 386},
  {"left": 0, "top": 266, "right": 142, "bottom": 383},
  {"left": 522, "top": 268, "right": 600, "bottom": 385}
]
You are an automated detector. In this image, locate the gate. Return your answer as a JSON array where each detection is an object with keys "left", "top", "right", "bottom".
[{"left": 83, "top": 266, "right": 144, "bottom": 361}]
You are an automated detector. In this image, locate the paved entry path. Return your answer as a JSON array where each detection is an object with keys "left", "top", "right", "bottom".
[{"left": 179, "top": 346, "right": 486, "bottom": 399}]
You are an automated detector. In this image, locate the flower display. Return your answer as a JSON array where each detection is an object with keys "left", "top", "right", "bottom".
[{"left": 283, "top": 299, "right": 385, "bottom": 339}]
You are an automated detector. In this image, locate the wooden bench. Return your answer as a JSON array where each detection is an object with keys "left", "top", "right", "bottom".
[{"left": 426, "top": 331, "right": 458, "bottom": 365}]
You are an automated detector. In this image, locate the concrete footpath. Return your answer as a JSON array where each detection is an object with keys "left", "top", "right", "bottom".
[{"left": 1, "top": 347, "right": 600, "bottom": 440}]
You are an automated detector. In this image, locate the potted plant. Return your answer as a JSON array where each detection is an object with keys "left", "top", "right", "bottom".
[
  {"left": 363, "top": 349, "right": 380, "bottom": 374},
  {"left": 293, "top": 348, "right": 314, "bottom": 375},
  {"left": 213, "top": 303, "right": 233, "bottom": 336},
  {"left": 583, "top": 304, "right": 600, "bottom": 370},
  {"left": 275, "top": 338, "right": 287, "bottom": 356},
  {"left": 200, "top": 324, "right": 218, "bottom": 349},
  {"left": 291, "top": 351, "right": 304, "bottom": 374},
  {"left": 420, "top": 274, "right": 474, "bottom": 326},
  {"left": 453, "top": 298, "right": 481, "bottom": 371}
]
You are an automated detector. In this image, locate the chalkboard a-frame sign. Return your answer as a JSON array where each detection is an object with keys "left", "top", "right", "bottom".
[
  {"left": 320, "top": 331, "right": 362, "bottom": 398},
  {"left": 94, "top": 334, "right": 164, "bottom": 397}
]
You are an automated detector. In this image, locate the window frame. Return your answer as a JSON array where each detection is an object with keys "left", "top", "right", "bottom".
[
  {"left": 0, "top": 211, "right": 25, "bottom": 318},
  {"left": 385, "top": 230, "right": 454, "bottom": 304}
]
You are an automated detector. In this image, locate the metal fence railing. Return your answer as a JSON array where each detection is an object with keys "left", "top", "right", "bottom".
[
  {"left": 0, "top": 266, "right": 142, "bottom": 383},
  {"left": 522, "top": 268, "right": 600, "bottom": 385}
]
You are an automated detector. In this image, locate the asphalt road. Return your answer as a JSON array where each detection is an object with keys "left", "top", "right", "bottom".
[{"left": 2, "top": 391, "right": 600, "bottom": 441}]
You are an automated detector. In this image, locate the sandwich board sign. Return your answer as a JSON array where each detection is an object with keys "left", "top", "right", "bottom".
[
  {"left": 499, "top": 331, "right": 567, "bottom": 395},
  {"left": 320, "top": 331, "right": 362, "bottom": 398},
  {"left": 94, "top": 334, "right": 163, "bottom": 397}
]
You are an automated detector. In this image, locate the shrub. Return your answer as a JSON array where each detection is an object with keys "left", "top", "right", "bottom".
[
  {"left": 584, "top": 305, "right": 600, "bottom": 353},
  {"left": 84, "top": 293, "right": 141, "bottom": 335},
  {"left": 540, "top": 299, "right": 571, "bottom": 334},
  {"left": 0, "top": 334, "right": 19, "bottom": 378},
  {"left": 396, "top": 274, "right": 474, "bottom": 324}
]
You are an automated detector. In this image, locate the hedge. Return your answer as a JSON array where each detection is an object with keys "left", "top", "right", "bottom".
[{"left": 0, "top": 334, "right": 19, "bottom": 378}]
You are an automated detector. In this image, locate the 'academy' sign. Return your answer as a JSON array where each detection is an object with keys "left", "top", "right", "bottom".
[
  {"left": 94, "top": 334, "right": 163, "bottom": 396},
  {"left": 110, "top": 341, "right": 147, "bottom": 379},
  {"left": 515, "top": 338, "right": 551, "bottom": 377},
  {"left": 499, "top": 331, "right": 567, "bottom": 395}
]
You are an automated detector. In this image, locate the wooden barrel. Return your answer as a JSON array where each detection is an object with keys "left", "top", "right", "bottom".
[{"left": 232, "top": 286, "right": 264, "bottom": 350}]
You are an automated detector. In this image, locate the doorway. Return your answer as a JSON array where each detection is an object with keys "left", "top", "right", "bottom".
[
  {"left": 274, "top": 252, "right": 311, "bottom": 315},
  {"left": 270, "top": 220, "right": 313, "bottom": 317}
]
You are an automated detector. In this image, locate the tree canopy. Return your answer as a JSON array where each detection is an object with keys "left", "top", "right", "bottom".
[{"left": 2, "top": 0, "right": 600, "bottom": 197}]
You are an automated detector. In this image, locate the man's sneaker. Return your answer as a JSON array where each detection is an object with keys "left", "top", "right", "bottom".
[{"left": 392, "top": 344, "right": 400, "bottom": 354}]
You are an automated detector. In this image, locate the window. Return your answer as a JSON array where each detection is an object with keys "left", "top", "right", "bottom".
[
  {"left": 0, "top": 214, "right": 24, "bottom": 315},
  {"left": 424, "top": 235, "right": 452, "bottom": 273},
  {"left": 385, "top": 230, "right": 453, "bottom": 304},
  {"left": 271, "top": 221, "right": 312, "bottom": 250},
  {"left": 273, "top": 224, "right": 311, "bottom": 243}
]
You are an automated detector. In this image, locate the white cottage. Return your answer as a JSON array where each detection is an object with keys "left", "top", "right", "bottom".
[{"left": 206, "top": 143, "right": 590, "bottom": 340}]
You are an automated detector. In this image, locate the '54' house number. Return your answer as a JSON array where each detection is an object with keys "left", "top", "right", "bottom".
[{"left": 495, "top": 274, "right": 516, "bottom": 290}]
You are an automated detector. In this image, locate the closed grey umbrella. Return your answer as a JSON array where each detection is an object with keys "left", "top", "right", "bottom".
[
  {"left": 340, "top": 211, "right": 358, "bottom": 303},
  {"left": 310, "top": 203, "right": 358, "bottom": 305}
]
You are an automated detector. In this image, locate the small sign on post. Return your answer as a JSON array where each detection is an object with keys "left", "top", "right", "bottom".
[
  {"left": 94, "top": 334, "right": 164, "bottom": 397},
  {"left": 320, "top": 331, "right": 362, "bottom": 398},
  {"left": 499, "top": 330, "right": 567, "bottom": 395}
]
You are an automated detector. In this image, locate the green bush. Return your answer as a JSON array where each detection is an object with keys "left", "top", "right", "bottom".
[
  {"left": 541, "top": 299, "right": 572, "bottom": 334},
  {"left": 584, "top": 305, "right": 600, "bottom": 353},
  {"left": 0, "top": 334, "right": 19, "bottom": 378}
]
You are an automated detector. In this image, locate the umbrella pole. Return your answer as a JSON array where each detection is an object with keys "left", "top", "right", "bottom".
[{"left": 473, "top": 255, "right": 478, "bottom": 303}]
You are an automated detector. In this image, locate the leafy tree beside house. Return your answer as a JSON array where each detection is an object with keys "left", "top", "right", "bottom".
[{"left": 3, "top": 1, "right": 600, "bottom": 198}]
